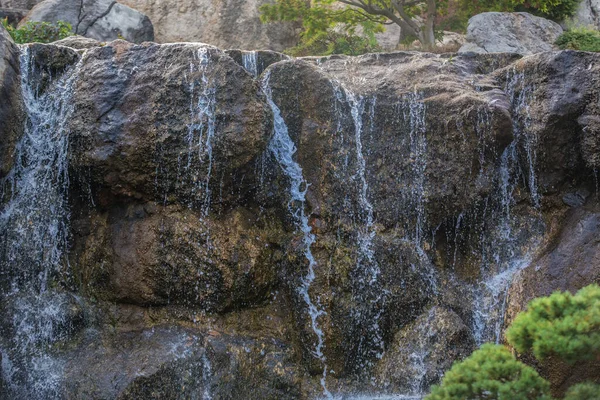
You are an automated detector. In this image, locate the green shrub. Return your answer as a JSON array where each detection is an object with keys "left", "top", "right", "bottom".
[
  {"left": 456, "top": 0, "right": 580, "bottom": 25},
  {"left": 287, "top": 29, "right": 381, "bottom": 56},
  {"left": 556, "top": 26, "right": 600, "bottom": 52},
  {"left": 506, "top": 284, "right": 600, "bottom": 363},
  {"left": 425, "top": 343, "right": 552, "bottom": 400},
  {"left": 2, "top": 18, "right": 73, "bottom": 44},
  {"left": 564, "top": 383, "right": 600, "bottom": 400}
]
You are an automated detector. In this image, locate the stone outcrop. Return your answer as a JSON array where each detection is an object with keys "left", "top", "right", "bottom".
[
  {"left": 0, "top": 0, "right": 42, "bottom": 9},
  {"left": 374, "top": 306, "right": 475, "bottom": 393},
  {"left": 21, "top": 0, "right": 154, "bottom": 43},
  {"left": 0, "top": 24, "right": 23, "bottom": 179},
  {"left": 1, "top": 37, "right": 600, "bottom": 399},
  {"left": 118, "top": 0, "right": 301, "bottom": 50},
  {"left": 570, "top": 0, "right": 600, "bottom": 29},
  {"left": 459, "top": 12, "right": 563, "bottom": 55}
]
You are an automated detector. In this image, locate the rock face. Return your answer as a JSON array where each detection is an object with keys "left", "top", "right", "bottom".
[
  {"left": 459, "top": 12, "right": 563, "bottom": 55},
  {"left": 118, "top": 0, "right": 301, "bottom": 50},
  {"left": 1, "top": 37, "right": 600, "bottom": 399},
  {"left": 375, "top": 306, "right": 475, "bottom": 393},
  {"left": 0, "top": 0, "right": 42, "bottom": 9},
  {"left": 0, "top": 24, "right": 23, "bottom": 179},
  {"left": 570, "top": 0, "right": 600, "bottom": 29},
  {"left": 21, "top": 0, "right": 154, "bottom": 43}
]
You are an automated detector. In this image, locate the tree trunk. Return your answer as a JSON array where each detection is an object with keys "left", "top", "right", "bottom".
[{"left": 419, "top": 0, "right": 436, "bottom": 50}]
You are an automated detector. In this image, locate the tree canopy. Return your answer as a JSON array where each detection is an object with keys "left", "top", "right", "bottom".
[
  {"left": 506, "top": 284, "right": 600, "bottom": 363},
  {"left": 260, "top": 0, "right": 582, "bottom": 55},
  {"left": 425, "top": 343, "right": 552, "bottom": 400}
]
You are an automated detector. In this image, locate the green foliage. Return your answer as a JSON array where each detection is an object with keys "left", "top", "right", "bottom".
[
  {"left": 286, "top": 29, "right": 381, "bottom": 56},
  {"left": 454, "top": 0, "right": 580, "bottom": 30},
  {"left": 563, "top": 383, "right": 600, "bottom": 400},
  {"left": 506, "top": 284, "right": 600, "bottom": 363},
  {"left": 556, "top": 26, "right": 600, "bottom": 52},
  {"left": 2, "top": 18, "right": 73, "bottom": 44},
  {"left": 260, "top": 0, "right": 385, "bottom": 56},
  {"left": 425, "top": 343, "right": 552, "bottom": 400}
]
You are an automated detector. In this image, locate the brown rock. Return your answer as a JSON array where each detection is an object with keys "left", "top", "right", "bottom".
[{"left": 0, "top": 24, "right": 23, "bottom": 179}]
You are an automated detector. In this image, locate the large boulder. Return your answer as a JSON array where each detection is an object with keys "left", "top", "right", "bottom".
[
  {"left": 459, "top": 12, "right": 563, "bottom": 55},
  {"left": 67, "top": 40, "right": 271, "bottom": 208},
  {"left": 118, "top": 0, "right": 301, "bottom": 50},
  {"left": 570, "top": 0, "right": 600, "bottom": 29},
  {"left": 21, "top": 0, "right": 154, "bottom": 43},
  {"left": 0, "top": 0, "right": 42, "bottom": 9},
  {"left": 505, "top": 205, "right": 600, "bottom": 396},
  {"left": 374, "top": 306, "right": 475, "bottom": 394},
  {"left": 0, "top": 24, "right": 23, "bottom": 179}
]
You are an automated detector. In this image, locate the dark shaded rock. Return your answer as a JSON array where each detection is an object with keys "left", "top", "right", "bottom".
[
  {"left": 0, "top": 24, "right": 23, "bottom": 179},
  {"left": 226, "top": 49, "right": 289, "bottom": 77},
  {"left": 71, "top": 203, "right": 284, "bottom": 311},
  {"left": 0, "top": 0, "right": 42, "bottom": 10},
  {"left": 506, "top": 204, "right": 600, "bottom": 396},
  {"left": 494, "top": 51, "right": 600, "bottom": 200},
  {"left": 68, "top": 41, "right": 272, "bottom": 211},
  {"left": 459, "top": 12, "right": 562, "bottom": 55},
  {"left": 374, "top": 306, "right": 475, "bottom": 393},
  {"left": 22, "top": 0, "right": 154, "bottom": 43},
  {"left": 0, "top": 7, "right": 27, "bottom": 24}
]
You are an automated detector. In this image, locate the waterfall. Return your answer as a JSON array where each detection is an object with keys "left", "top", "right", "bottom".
[
  {"left": 505, "top": 69, "right": 540, "bottom": 208},
  {"left": 261, "top": 71, "right": 332, "bottom": 399},
  {"left": 180, "top": 47, "right": 217, "bottom": 216},
  {"left": 242, "top": 51, "right": 259, "bottom": 77},
  {"left": 402, "top": 92, "right": 428, "bottom": 247},
  {"left": 331, "top": 83, "right": 386, "bottom": 371},
  {"left": 0, "top": 45, "right": 84, "bottom": 399},
  {"left": 470, "top": 73, "right": 544, "bottom": 345}
]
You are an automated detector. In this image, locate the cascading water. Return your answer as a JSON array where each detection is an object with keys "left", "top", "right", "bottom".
[
  {"left": 242, "top": 51, "right": 259, "bottom": 77},
  {"left": 182, "top": 47, "right": 217, "bottom": 216},
  {"left": 331, "top": 83, "right": 386, "bottom": 372},
  {"left": 0, "top": 45, "right": 84, "bottom": 399},
  {"left": 470, "top": 75, "right": 544, "bottom": 345},
  {"left": 261, "top": 71, "right": 332, "bottom": 399}
]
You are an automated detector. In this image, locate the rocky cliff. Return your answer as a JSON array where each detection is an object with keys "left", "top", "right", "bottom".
[
  {"left": 117, "top": 0, "right": 301, "bottom": 50},
  {"left": 0, "top": 27, "right": 599, "bottom": 399}
]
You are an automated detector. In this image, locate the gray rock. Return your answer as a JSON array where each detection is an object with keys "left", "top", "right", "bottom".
[
  {"left": 0, "top": 7, "right": 27, "bottom": 24},
  {"left": 21, "top": 0, "right": 154, "bottom": 43},
  {"left": 0, "top": 23, "right": 23, "bottom": 179},
  {"left": 459, "top": 12, "right": 563, "bottom": 55},
  {"left": 118, "top": 0, "right": 301, "bottom": 51},
  {"left": 0, "top": 0, "right": 42, "bottom": 10},
  {"left": 569, "top": 0, "right": 600, "bottom": 29},
  {"left": 374, "top": 306, "right": 475, "bottom": 393},
  {"left": 52, "top": 35, "right": 101, "bottom": 49}
]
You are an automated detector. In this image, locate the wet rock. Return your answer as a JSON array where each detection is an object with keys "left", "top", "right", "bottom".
[
  {"left": 71, "top": 204, "right": 284, "bottom": 311},
  {"left": 459, "top": 12, "right": 563, "bottom": 55},
  {"left": 0, "top": 23, "right": 23, "bottom": 179},
  {"left": 494, "top": 51, "right": 600, "bottom": 198},
  {"left": 22, "top": 0, "right": 154, "bottom": 43},
  {"left": 374, "top": 306, "right": 475, "bottom": 393},
  {"left": 118, "top": 0, "right": 301, "bottom": 50},
  {"left": 226, "top": 49, "right": 289, "bottom": 77},
  {"left": 68, "top": 41, "right": 272, "bottom": 209},
  {"left": 64, "top": 326, "right": 206, "bottom": 399},
  {"left": 506, "top": 205, "right": 600, "bottom": 395}
]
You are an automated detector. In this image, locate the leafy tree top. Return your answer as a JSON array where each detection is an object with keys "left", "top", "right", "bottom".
[
  {"left": 425, "top": 343, "right": 552, "bottom": 400},
  {"left": 506, "top": 284, "right": 600, "bottom": 363}
]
